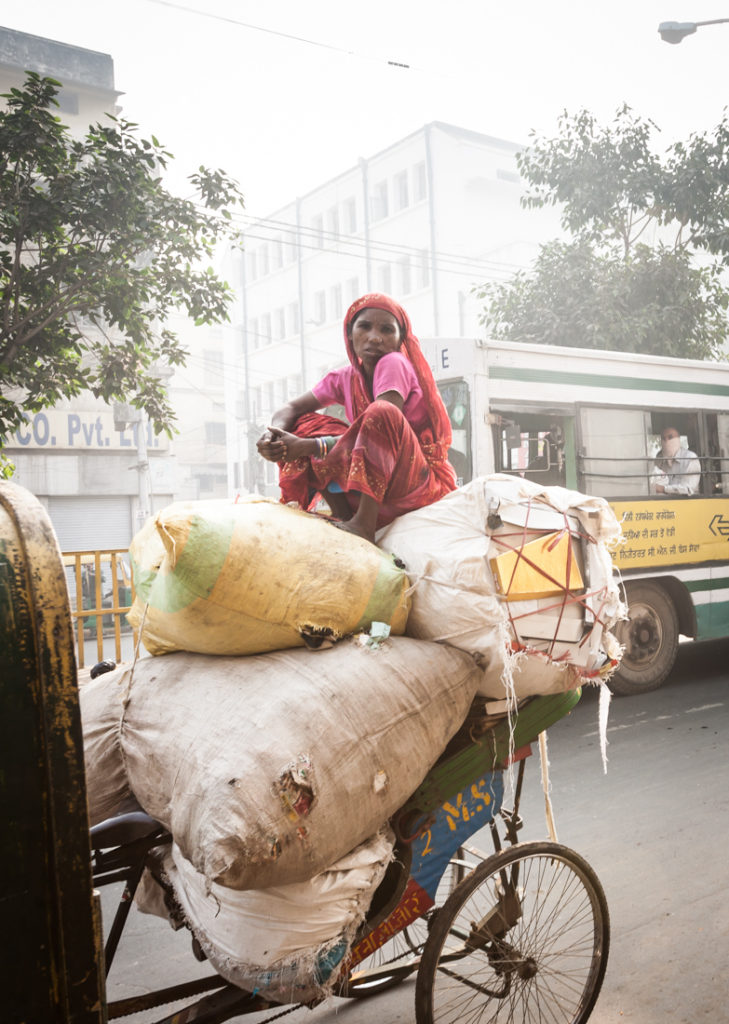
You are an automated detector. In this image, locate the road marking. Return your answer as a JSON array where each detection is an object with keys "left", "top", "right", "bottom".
[{"left": 583, "top": 702, "right": 725, "bottom": 736}]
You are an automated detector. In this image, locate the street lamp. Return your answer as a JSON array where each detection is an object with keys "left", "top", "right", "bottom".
[{"left": 658, "top": 18, "right": 729, "bottom": 44}]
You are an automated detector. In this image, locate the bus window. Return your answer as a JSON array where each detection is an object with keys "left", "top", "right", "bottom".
[
  {"left": 493, "top": 412, "right": 568, "bottom": 488},
  {"left": 579, "top": 407, "right": 653, "bottom": 498},
  {"left": 711, "top": 413, "right": 729, "bottom": 494},
  {"left": 438, "top": 380, "right": 472, "bottom": 486}
]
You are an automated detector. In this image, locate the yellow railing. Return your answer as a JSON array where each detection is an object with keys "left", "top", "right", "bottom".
[{"left": 62, "top": 549, "right": 138, "bottom": 669}]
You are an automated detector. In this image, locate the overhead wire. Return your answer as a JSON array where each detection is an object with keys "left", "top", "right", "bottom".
[
  {"left": 194, "top": 199, "right": 530, "bottom": 283},
  {"left": 237, "top": 235, "right": 513, "bottom": 284},
  {"left": 234, "top": 210, "right": 529, "bottom": 277},
  {"left": 145, "top": 1, "right": 533, "bottom": 284},
  {"left": 146, "top": 0, "right": 426, "bottom": 74}
]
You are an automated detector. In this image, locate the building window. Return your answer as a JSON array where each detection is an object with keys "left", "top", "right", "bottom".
[
  {"left": 265, "top": 380, "right": 275, "bottom": 415},
  {"left": 398, "top": 255, "right": 412, "bottom": 295},
  {"left": 197, "top": 473, "right": 215, "bottom": 492},
  {"left": 313, "top": 290, "right": 326, "bottom": 324},
  {"left": 205, "top": 421, "right": 227, "bottom": 445},
  {"left": 311, "top": 214, "right": 324, "bottom": 247},
  {"left": 272, "top": 236, "right": 284, "bottom": 269},
  {"left": 285, "top": 231, "right": 297, "bottom": 263},
  {"left": 344, "top": 197, "right": 357, "bottom": 233},
  {"left": 417, "top": 249, "right": 431, "bottom": 289},
  {"left": 371, "top": 180, "right": 389, "bottom": 222},
  {"left": 261, "top": 313, "right": 272, "bottom": 345},
  {"left": 248, "top": 317, "right": 260, "bottom": 350},
  {"left": 203, "top": 349, "right": 224, "bottom": 386},
  {"left": 394, "top": 170, "right": 409, "bottom": 212},
  {"left": 57, "top": 89, "right": 79, "bottom": 114},
  {"left": 251, "top": 385, "right": 262, "bottom": 420},
  {"left": 259, "top": 244, "right": 270, "bottom": 277},
  {"left": 277, "top": 376, "right": 288, "bottom": 405},
  {"left": 288, "top": 374, "right": 303, "bottom": 398},
  {"left": 288, "top": 301, "right": 300, "bottom": 336},
  {"left": 247, "top": 250, "right": 258, "bottom": 281},
  {"left": 273, "top": 307, "right": 286, "bottom": 340},
  {"left": 377, "top": 263, "right": 392, "bottom": 294},
  {"left": 497, "top": 167, "right": 521, "bottom": 184},
  {"left": 327, "top": 205, "right": 340, "bottom": 239},
  {"left": 345, "top": 276, "right": 359, "bottom": 305},
  {"left": 413, "top": 161, "right": 427, "bottom": 202},
  {"left": 329, "top": 283, "right": 343, "bottom": 321}
]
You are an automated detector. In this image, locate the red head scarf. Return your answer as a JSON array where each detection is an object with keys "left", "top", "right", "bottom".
[{"left": 343, "top": 293, "right": 455, "bottom": 487}]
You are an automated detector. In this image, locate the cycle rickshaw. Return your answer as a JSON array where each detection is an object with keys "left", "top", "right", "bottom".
[
  {"left": 92, "top": 686, "right": 609, "bottom": 1024},
  {"left": 1, "top": 479, "right": 608, "bottom": 1024}
]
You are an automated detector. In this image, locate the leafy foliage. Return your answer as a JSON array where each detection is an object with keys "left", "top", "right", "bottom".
[
  {"left": 0, "top": 73, "right": 244, "bottom": 458},
  {"left": 477, "top": 106, "right": 729, "bottom": 359}
]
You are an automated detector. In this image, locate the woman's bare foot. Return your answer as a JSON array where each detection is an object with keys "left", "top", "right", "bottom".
[
  {"left": 330, "top": 491, "right": 379, "bottom": 544},
  {"left": 335, "top": 519, "right": 376, "bottom": 544}
]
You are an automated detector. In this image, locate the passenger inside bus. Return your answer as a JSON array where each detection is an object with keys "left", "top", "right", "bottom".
[{"left": 650, "top": 426, "right": 701, "bottom": 495}]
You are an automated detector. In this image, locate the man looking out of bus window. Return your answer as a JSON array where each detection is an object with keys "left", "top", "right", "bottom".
[{"left": 651, "top": 427, "right": 701, "bottom": 495}]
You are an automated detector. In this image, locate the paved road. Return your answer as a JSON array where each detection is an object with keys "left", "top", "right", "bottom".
[{"left": 101, "top": 638, "right": 729, "bottom": 1023}]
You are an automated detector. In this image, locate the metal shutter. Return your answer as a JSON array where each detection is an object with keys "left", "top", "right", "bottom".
[{"left": 47, "top": 496, "right": 132, "bottom": 552}]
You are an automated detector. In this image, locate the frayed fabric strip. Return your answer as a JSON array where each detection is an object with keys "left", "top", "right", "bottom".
[
  {"left": 538, "top": 730, "right": 558, "bottom": 843},
  {"left": 598, "top": 681, "right": 612, "bottom": 774}
]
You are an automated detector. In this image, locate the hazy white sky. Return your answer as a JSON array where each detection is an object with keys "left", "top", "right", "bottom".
[{"left": 5, "top": 1, "right": 729, "bottom": 219}]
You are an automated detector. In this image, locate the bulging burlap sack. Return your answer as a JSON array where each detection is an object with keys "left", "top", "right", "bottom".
[
  {"left": 128, "top": 497, "right": 410, "bottom": 656},
  {"left": 79, "top": 665, "right": 133, "bottom": 825},
  {"left": 152, "top": 828, "right": 394, "bottom": 1004},
  {"left": 119, "top": 636, "right": 482, "bottom": 889}
]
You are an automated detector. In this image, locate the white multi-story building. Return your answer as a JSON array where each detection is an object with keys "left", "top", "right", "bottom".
[
  {"left": 230, "top": 121, "right": 559, "bottom": 496},
  {"left": 0, "top": 26, "right": 230, "bottom": 550}
]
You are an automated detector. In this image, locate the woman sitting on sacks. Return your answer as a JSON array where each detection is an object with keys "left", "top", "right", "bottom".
[{"left": 256, "top": 293, "right": 458, "bottom": 543}]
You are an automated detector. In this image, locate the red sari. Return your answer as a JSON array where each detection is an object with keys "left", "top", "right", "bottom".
[{"left": 278, "top": 293, "right": 457, "bottom": 527}]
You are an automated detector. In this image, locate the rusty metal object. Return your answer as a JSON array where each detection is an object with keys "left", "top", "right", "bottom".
[{"left": 0, "top": 481, "right": 104, "bottom": 1023}]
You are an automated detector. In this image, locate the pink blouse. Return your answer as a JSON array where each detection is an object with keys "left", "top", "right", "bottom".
[{"left": 311, "top": 352, "right": 429, "bottom": 430}]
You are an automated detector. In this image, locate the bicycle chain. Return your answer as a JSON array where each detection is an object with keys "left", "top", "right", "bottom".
[
  {"left": 255, "top": 1001, "right": 306, "bottom": 1023},
  {"left": 108, "top": 981, "right": 305, "bottom": 1021}
]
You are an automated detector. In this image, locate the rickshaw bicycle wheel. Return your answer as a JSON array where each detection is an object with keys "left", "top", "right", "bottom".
[
  {"left": 342, "top": 847, "right": 475, "bottom": 998},
  {"left": 415, "top": 841, "right": 610, "bottom": 1024}
]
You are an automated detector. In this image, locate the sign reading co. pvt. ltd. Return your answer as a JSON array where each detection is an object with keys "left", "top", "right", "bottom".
[{"left": 10, "top": 410, "right": 167, "bottom": 451}]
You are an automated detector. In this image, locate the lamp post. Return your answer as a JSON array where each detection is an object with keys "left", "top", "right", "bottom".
[{"left": 658, "top": 18, "right": 729, "bottom": 44}]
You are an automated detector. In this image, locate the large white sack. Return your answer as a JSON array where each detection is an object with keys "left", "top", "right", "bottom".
[
  {"left": 151, "top": 829, "right": 394, "bottom": 1004},
  {"left": 79, "top": 665, "right": 133, "bottom": 825},
  {"left": 377, "top": 475, "right": 624, "bottom": 699},
  {"left": 119, "top": 637, "right": 482, "bottom": 890}
]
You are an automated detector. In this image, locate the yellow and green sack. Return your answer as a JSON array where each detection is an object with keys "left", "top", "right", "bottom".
[{"left": 128, "top": 497, "right": 410, "bottom": 656}]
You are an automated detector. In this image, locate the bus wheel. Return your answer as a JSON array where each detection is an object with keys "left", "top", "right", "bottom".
[{"left": 610, "top": 582, "right": 679, "bottom": 695}]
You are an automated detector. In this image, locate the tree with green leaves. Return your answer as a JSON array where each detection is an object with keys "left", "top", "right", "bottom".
[
  {"left": 476, "top": 105, "right": 729, "bottom": 359},
  {"left": 0, "top": 73, "right": 244, "bottom": 470}
]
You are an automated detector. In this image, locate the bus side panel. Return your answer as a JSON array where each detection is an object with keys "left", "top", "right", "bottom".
[
  {"left": 610, "top": 497, "right": 729, "bottom": 643},
  {"left": 691, "top": 565, "right": 729, "bottom": 639},
  {"left": 609, "top": 498, "right": 729, "bottom": 572}
]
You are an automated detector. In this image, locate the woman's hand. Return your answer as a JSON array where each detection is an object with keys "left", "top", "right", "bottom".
[
  {"left": 256, "top": 426, "right": 288, "bottom": 463},
  {"left": 256, "top": 427, "right": 316, "bottom": 463}
]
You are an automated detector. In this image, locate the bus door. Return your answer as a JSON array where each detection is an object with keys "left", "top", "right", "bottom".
[
  {"left": 438, "top": 378, "right": 473, "bottom": 486},
  {"left": 491, "top": 412, "right": 576, "bottom": 490}
]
